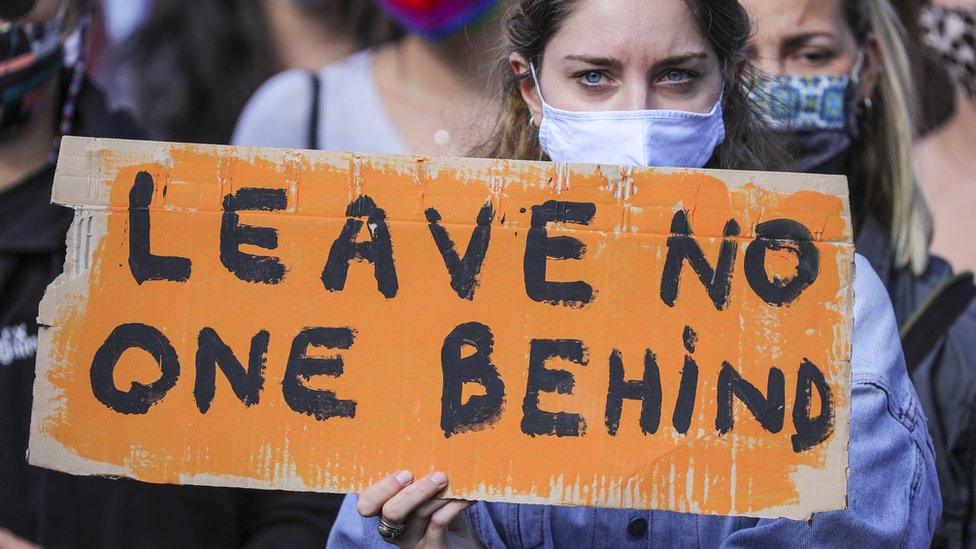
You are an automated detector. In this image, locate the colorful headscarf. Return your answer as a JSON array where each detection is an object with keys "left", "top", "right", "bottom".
[{"left": 374, "top": 0, "right": 500, "bottom": 40}]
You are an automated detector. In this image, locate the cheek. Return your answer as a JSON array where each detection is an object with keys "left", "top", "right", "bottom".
[
  {"left": 535, "top": 71, "right": 594, "bottom": 112},
  {"left": 656, "top": 71, "right": 724, "bottom": 113},
  {"left": 699, "top": 71, "right": 726, "bottom": 108}
]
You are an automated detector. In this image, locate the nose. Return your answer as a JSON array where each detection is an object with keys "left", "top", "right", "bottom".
[{"left": 620, "top": 81, "right": 651, "bottom": 111}]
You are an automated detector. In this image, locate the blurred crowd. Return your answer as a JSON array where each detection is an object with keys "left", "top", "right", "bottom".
[
  {"left": 88, "top": 0, "right": 976, "bottom": 273},
  {"left": 1, "top": 0, "right": 975, "bottom": 547}
]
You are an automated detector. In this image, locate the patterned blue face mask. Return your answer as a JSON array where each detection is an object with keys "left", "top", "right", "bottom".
[
  {"left": 750, "top": 73, "right": 856, "bottom": 131},
  {"left": 749, "top": 55, "right": 863, "bottom": 173}
]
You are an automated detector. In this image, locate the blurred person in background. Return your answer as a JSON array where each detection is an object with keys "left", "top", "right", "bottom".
[
  {"left": 232, "top": 0, "right": 503, "bottom": 157},
  {"left": 889, "top": 0, "right": 958, "bottom": 135},
  {"left": 105, "top": 0, "right": 400, "bottom": 144},
  {"left": 744, "top": 0, "right": 976, "bottom": 545},
  {"left": 913, "top": 0, "right": 976, "bottom": 273},
  {"left": 0, "top": 1, "right": 342, "bottom": 547}
]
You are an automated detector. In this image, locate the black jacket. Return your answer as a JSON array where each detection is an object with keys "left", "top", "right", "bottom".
[{"left": 0, "top": 78, "right": 341, "bottom": 548}]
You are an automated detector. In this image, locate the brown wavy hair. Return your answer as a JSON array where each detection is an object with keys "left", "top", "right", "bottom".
[{"left": 479, "top": 0, "right": 786, "bottom": 172}]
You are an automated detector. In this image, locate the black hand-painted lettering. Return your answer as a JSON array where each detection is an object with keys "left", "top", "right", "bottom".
[
  {"left": 792, "top": 358, "right": 834, "bottom": 452},
  {"left": 220, "top": 187, "right": 288, "bottom": 284},
  {"left": 660, "top": 210, "right": 739, "bottom": 310},
  {"left": 744, "top": 219, "right": 820, "bottom": 306},
  {"left": 194, "top": 327, "right": 269, "bottom": 413},
  {"left": 521, "top": 339, "right": 588, "bottom": 437},
  {"left": 440, "top": 322, "right": 505, "bottom": 437},
  {"left": 128, "top": 171, "right": 191, "bottom": 284},
  {"left": 523, "top": 200, "right": 597, "bottom": 308},
  {"left": 283, "top": 327, "right": 357, "bottom": 420},
  {"left": 716, "top": 362, "right": 785, "bottom": 434},
  {"left": 322, "top": 196, "right": 398, "bottom": 298},
  {"left": 426, "top": 204, "right": 494, "bottom": 300},
  {"left": 90, "top": 323, "right": 180, "bottom": 414},
  {"left": 605, "top": 349, "right": 662, "bottom": 436},
  {"left": 672, "top": 325, "right": 699, "bottom": 434}
]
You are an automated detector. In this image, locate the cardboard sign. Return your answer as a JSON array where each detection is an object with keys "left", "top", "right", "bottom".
[{"left": 30, "top": 136, "right": 854, "bottom": 519}]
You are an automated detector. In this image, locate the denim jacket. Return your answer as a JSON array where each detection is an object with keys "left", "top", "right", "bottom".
[{"left": 328, "top": 254, "right": 941, "bottom": 547}]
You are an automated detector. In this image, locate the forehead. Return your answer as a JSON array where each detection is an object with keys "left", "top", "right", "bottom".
[
  {"left": 547, "top": 0, "right": 709, "bottom": 63},
  {"left": 745, "top": 0, "right": 845, "bottom": 42}
]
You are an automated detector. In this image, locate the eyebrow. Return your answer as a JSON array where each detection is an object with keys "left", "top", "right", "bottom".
[
  {"left": 563, "top": 55, "right": 624, "bottom": 68},
  {"left": 780, "top": 32, "right": 836, "bottom": 52},
  {"left": 562, "top": 52, "right": 708, "bottom": 69},
  {"left": 653, "top": 52, "right": 708, "bottom": 68}
]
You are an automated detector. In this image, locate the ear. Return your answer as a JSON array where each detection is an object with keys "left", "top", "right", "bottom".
[
  {"left": 510, "top": 52, "right": 543, "bottom": 126},
  {"left": 855, "top": 36, "right": 883, "bottom": 103}
]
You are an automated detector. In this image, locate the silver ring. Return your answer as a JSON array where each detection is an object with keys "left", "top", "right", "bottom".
[{"left": 378, "top": 517, "right": 406, "bottom": 542}]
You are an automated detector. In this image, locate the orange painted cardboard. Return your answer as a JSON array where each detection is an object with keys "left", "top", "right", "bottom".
[{"left": 29, "top": 136, "right": 854, "bottom": 519}]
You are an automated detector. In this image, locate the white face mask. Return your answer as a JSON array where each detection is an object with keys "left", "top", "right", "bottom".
[{"left": 530, "top": 63, "right": 726, "bottom": 168}]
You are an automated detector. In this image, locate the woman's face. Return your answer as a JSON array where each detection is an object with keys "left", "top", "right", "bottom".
[
  {"left": 741, "top": 0, "right": 880, "bottom": 98},
  {"left": 511, "top": 0, "right": 724, "bottom": 120},
  {"left": 742, "top": 0, "right": 860, "bottom": 75}
]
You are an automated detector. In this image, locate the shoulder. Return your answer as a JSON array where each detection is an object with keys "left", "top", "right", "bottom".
[
  {"left": 231, "top": 49, "right": 381, "bottom": 150},
  {"left": 851, "top": 254, "right": 917, "bottom": 402},
  {"left": 921, "top": 254, "right": 976, "bottom": 324},
  {"left": 231, "top": 69, "right": 315, "bottom": 148},
  {"left": 320, "top": 48, "right": 376, "bottom": 77},
  {"left": 839, "top": 255, "right": 942, "bottom": 545},
  {"left": 74, "top": 77, "right": 144, "bottom": 140},
  {"left": 900, "top": 253, "right": 976, "bottom": 365},
  {"left": 852, "top": 252, "right": 901, "bottom": 368}
]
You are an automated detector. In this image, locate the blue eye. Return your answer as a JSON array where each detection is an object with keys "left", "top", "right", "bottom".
[
  {"left": 583, "top": 71, "right": 604, "bottom": 85},
  {"left": 665, "top": 69, "right": 687, "bottom": 82}
]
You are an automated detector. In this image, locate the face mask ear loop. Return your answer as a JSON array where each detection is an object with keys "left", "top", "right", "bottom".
[{"left": 528, "top": 62, "right": 549, "bottom": 108}]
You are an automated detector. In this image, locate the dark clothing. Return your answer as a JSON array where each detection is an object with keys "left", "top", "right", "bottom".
[
  {"left": 0, "top": 79, "right": 341, "bottom": 548},
  {"left": 857, "top": 217, "right": 976, "bottom": 547},
  {"left": 0, "top": 164, "right": 69, "bottom": 542}
]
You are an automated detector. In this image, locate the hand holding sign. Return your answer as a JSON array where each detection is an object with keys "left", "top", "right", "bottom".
[
  {"left": 29, "top": 137, "right": 854, "bottom": 519},
  {"left": 356, "top": 471, "right": 477, "bottom": 547}
]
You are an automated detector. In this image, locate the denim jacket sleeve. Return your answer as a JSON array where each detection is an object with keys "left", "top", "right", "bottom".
[
  {"left": 328, "top": 255, "right": 941, "bottom": 548},
  {"left": 717, "top": 254, "right": 942, "bottom": 547}
]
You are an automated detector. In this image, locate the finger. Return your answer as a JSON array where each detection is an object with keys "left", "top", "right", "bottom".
[
  {"left": 357, "top": 470, "right": 414, "bottom": 517},
  {"left": 394, "top": 499, "right": 452, "bottom": 547},
  {"left": 411, "top": 498, "right": 451, "bottom": 520},
  {"left": 424, "top": 500, "right": 473, "bottom": 545},
  {"left": 380, "top": 471, "right": 449, "bottom": 525}
]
